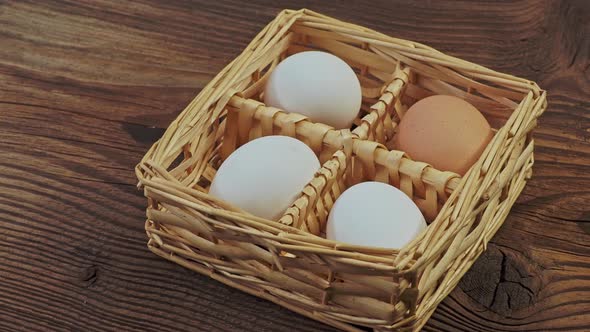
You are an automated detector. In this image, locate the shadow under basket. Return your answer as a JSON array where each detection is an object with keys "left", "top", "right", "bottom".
[{"left": 136, "top": 9, "right": 547, "bottom": 332}]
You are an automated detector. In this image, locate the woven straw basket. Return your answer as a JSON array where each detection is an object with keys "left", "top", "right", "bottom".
[{"left": 136, "top": 9, "right": 547, "bottom": 331}]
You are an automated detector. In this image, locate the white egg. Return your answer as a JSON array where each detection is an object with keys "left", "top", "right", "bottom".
[
  {"left": 264, "top": 51, "right": 362, "bottom": 129},
  {"left": 326, "top": 182, "right": 426, "bottom": 249},
  {"left": 209, "top": 136, "right": 320, "bottom": 220}
]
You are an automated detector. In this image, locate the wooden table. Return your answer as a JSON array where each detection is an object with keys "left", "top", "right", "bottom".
[{"left": 1, "top": 1, "right": 589, "bottom": 331}]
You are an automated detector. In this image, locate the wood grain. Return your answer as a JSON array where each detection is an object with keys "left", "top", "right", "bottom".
[{"left": 1, "top": 0, "right": 589, "bottom": 331}]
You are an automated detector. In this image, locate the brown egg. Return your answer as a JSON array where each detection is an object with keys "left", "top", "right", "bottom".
[{"left": 397, "top": 95, "right": 493, "bottom": 175}]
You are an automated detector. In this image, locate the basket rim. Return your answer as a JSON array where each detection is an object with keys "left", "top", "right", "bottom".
[{"left": 136, "top": 8, "right": 547, "bottom": 270}]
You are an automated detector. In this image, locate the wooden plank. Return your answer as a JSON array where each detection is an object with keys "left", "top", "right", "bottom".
[{"left": 0, "top": 0, "right": 588, "bottom": 331}]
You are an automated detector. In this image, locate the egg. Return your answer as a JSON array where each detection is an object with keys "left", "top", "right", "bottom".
[
  {"left": 209, "top": 136, "right": 320, "bottom": 220},
  {"left": 397, "top": 95, "right": 493, "bottom": 175},
  {"left": 326, "top": 182, "right": 426, "bottom": 249},
  {"left": 264, "top": 51, "right": 362, "bottom": 129}
]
